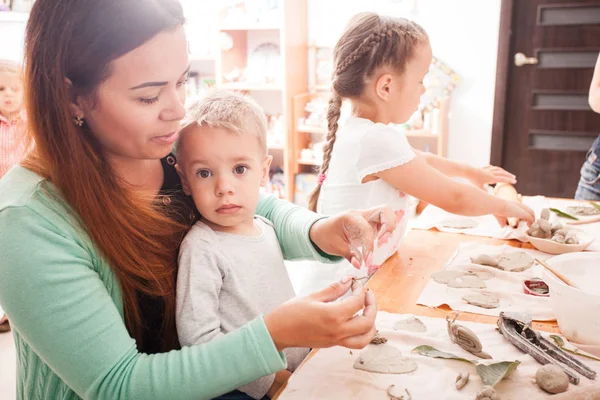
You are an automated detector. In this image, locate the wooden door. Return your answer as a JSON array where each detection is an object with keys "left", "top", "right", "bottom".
[{"left": 492, "top": 0, "right": 600, "bottom": 198}]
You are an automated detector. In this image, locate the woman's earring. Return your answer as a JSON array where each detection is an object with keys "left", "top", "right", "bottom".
[{"left": 73, "top": 115, "right": 84, "bottom": 127}]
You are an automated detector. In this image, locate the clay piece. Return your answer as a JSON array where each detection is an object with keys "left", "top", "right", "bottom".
[
  {"left": 447, "top": 313, "right": 492, "bottom": 359},
  {"left": 387, "top": 385, "right": 411, "bottom": 400},
  {"left": 467, "top": 270, "right": 495, "bottom": 281},
  {"left": 448, "top": 275, "right": 487, "bottom": 289},
  {"left": 496, "top": 252, "right": 534, "bottom": 272},
  {"left": 536, "top": 364, "right": 569, "bottom": 394},
  {"left": 471, "top": 254, "right": 499, "bottom": 268},
  {"left": 431, "top": 270, "right": 464, "bottom": 284},
  {"left": 432, "top": 270, "right": 494, "bottom": 286},
  {"left": 566, "top": 205, "right": 600, "bottom": 216},
  {"left": 527, "top": 210, "right": 581, "bottom": 244},
  {"left": 527, "top": 216, "right": 553, "bottom": 239},
  {"left": 455, "top": 372, "right": 470, "bottom": 390},
  {"left": 370, "top": 331, "right": 389, "bottom": 345},
  {"left": 441, "top": 219, "right": 479, "bottom": 230},
  {"left": 476, "top": 385, "right": 500, "bottom": 400},
  {"left": 393, "top": 316, "right": 427, "bottom": 333},
  {"left": 354, "top": 344, "right": 418, "bottom": 374},
  {"left": 541, "top": 208, "right": 550, "bottom": 221},
  {"left": 462, "top": 292, "right": 500, "bottom": 309}
]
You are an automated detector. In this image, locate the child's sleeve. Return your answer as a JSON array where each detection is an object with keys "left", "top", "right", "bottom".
[
  {"left": 356, "top": 125, "right": 416, "bottom": 182},
  {"left": 176, "top": 233, "right": 226, "bottom": 346}
]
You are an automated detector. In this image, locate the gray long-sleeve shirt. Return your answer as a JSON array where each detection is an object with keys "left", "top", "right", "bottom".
[{"left": 176, "top": 217, "right": 310, "bottom": 399}]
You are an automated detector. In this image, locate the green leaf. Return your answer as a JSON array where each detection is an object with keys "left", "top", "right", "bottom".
[
  {"left": 592, "top": 203, "right": 600, "bottom": 211},
  {"left": 475, "top": 361, "right": 521, "bottom": 387},
  {"left": 550, "top": 335, "right": 600, "bottom": 362},
  {"left": 550, "top": 208, "right": 579, "bottom": 221},
  {"left": 550, "top": 335, "right": 565, "bottom": 347},
  {"left": 411, "top": 345, "right": 474, "bottom": 364}
]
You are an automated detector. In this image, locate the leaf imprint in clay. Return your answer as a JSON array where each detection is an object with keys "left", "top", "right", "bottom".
[
  {"left": 431, "top": 270, "right": 464, "bottom": 284},
  {"left": 466, "top": 270, "right": 495, "bottom": 280},
  {"left": 462, "top": 292, "right": 500, "bottom": 309},
  {"left": 497, "top": 252, "right": 534, "bottom": 272},
  {"left": 448, "top": 275, "right": 487, "bottom": 289},
  {"left": 470, "top": 254, "right": 499, "bottom": 268},
  {"left": 354, "top": 344, "right": 418, "bottom": 374},
  {"left": 393, "top": 316, "right": 427, "bottom": 333}
]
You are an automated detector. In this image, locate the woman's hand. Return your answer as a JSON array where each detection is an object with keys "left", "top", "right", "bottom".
[
  {"left": 467, "top": 165, "right": 517, "bottom": 189},
  {"left": 309, "top": 206, "right": 397, "bottom": 268},
  {"left": 264, "top": 278, "right": 377, "bottom": 351}
]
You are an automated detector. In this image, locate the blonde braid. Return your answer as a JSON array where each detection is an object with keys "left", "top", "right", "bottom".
[{"left": 307, "top": 91, "right": 343, "bottom": 212}]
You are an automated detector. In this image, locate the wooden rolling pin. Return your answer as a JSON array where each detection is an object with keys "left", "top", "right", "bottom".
[{"left": 494, "top": 183, "right": 521, "bottom": 227}]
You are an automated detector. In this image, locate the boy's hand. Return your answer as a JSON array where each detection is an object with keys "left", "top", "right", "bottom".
[
  {"left": 266, "top": 370, "right": 293, "bottom": 398},
  {"left": 467, "top": 165, "right": 517, "bottom": 189}
]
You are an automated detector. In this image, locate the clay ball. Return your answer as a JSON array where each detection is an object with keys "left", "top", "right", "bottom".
[{"left": 536, "top": 364, "right": 569, "bottom": 394}]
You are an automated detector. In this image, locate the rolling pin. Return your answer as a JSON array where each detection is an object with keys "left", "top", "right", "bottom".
[{"left": 493, "top": 183, "right": 521, "bottom": 227}]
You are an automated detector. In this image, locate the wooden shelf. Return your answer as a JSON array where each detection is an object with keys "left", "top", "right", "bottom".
[
  {"left": 220, "top": 82, "right": 283, "bottom": 92},
  {"left": 297, "top": 124, "right": 326, "bottom": 134},
  {"left": 215, "top": 0, "right": 308, "bottom": 201}
]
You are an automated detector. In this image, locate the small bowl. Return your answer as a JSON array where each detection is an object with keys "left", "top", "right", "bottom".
[{"left": 526, "top": 230, "right": 594, "bottom": 255}]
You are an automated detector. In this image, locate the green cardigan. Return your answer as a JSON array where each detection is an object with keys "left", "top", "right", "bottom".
[{"left": 0, "top": 166, "right": 336, "bottom": 400}]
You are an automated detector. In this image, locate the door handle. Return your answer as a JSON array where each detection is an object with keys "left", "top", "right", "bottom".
[{"left": 514, "top": 52, "right": 538, "bottom": 67}]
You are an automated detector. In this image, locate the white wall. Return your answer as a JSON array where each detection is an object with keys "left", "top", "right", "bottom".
[
  {"left": 308, "top": 0, "right": 502, "bottom": 166},
  {"left": 0, "top": 13, "right": 27, "bottom": 62}
]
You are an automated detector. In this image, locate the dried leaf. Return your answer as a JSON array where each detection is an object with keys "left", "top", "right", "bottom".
[
  {"left": 475, "top": 360, "right": 521, "bottom": 387},
  {"left": 550, "top": 335, "right": 600, "bottom": 362},
  {"left": 411, "top": 345, "right": 474, "bottom": 364},
  {"left": 550, "top": 208, "right": 579, "bottom": 221}
]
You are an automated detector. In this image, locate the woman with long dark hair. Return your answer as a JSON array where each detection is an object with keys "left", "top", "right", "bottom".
[{"left": 0, "top": 1, "right": 394, "bottom": 399}]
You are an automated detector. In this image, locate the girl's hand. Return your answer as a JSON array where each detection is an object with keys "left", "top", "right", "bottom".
[
  {"left": 495, "top": 200, "right": 535, "bottom": 226},
  {"left": 264, "top": 278, "right": 377, "bottom": 351},
  {"left": 310, "top": 206, "right": 397, "bottom": 269},
  {"left": 468, "top": 165, "right": 517, "bottom": 189}
]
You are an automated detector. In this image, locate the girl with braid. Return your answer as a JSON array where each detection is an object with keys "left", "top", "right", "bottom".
[{"left": 309, "top": 13, "right": 534, "bottom": 273}]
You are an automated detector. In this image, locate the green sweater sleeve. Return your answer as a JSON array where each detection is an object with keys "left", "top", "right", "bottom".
[
  {"left": 256, "top": 193, "right": 341, "bottom": 263},
  {"left": 0, "top": 206, "right": 286, "bottom": 400}
]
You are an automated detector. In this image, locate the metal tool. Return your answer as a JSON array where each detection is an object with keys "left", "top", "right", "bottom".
[{"left": 497, "top": 312, "right": 596, "bottom": 384}]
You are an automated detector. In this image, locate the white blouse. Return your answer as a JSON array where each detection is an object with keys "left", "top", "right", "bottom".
[{"left": 317, "top": 116, "right": 417, "bottom": 271}]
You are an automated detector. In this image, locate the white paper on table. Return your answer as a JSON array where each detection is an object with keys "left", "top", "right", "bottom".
[
  {"left": 410, "top": 196, "right": 600, "bottom": 252},
  {"left": 409, "top": 202, "right": 531, "bottom": 241},
  {"left": 278, "top": 312, "right": 600, "bottom": 400},
  {"left": 416, "top": 243, "right": 555, "bottom": 321}
]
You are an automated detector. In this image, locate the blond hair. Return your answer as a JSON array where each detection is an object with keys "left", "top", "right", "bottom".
[
  {"left": 177, "top": 90, "right": 268, "bottom": 161},
  {"left": 307, "top": 13, "right": 428, "bottom": 211}
]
